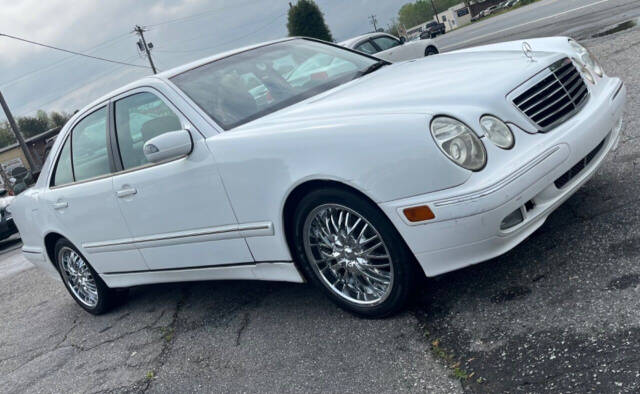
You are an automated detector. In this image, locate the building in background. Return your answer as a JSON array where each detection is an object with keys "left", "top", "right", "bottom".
[
  {"left": 436, "top": 3, "right": 472, "bottom": 32},
  {"left": 0, "top": 126, "right": 61, "bottom": 186},
  {"left": 406, "top": 2, "right": 471, "bottom": 40}
]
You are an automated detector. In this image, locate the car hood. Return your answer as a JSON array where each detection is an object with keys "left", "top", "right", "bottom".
[{"left": 237, "top": 50, "right": 563, "bottom": 129}]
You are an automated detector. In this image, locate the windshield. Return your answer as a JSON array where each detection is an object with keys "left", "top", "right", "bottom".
[{"left": 170, "top": 39, "right": 379, "bottom": 130}]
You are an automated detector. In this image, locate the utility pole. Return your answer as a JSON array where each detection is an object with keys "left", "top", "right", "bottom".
[
  {"left": 133, "top": 25, "right": 157, "bottom": 74},
  {"left": 369, "top": 14, "right": 378, "bottom": 31},
  {"left": 0, "top": 90, "right": 39, "bottom": 173},
  {"left": 430, "top": 0, "right": 440, "bottom": 23},
  {"left": 0, "top": 165, "right": 13, "bottom": 195}
]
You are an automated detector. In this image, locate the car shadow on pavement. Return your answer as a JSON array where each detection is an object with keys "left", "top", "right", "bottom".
[{"left": 407, "top": 178, "right": 640, "bottom": 392}]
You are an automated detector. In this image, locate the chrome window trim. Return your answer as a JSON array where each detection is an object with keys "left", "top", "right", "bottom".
[
  {"left": 46, "top": 85, "right": 202, "bottom": 190},
  {"left": 47, "top": 104, "right": 109, "bottom": 189},
  {"left": 110, "top": 87, "right": 196, "bottom": 173}
]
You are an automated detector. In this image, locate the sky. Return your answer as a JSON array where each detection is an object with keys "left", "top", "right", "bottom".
[{"left": 0, "top": 0, "right": 410, "bottom": 122}]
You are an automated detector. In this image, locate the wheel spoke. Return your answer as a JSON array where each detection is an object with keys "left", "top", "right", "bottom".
[
  {"left": 58, "top": 247, "right": 99, "bottom": 308},
  {"left": 303, "top": 204, "right": 394, "bottom": 306}
]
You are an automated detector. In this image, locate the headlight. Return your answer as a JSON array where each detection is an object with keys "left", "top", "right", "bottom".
[
  {"left": 569, "top": 39, "right": 603, "bottom": 77},
  {"left": 430, "top": 116, "right": 487, "bottom": 171},
  {"left": 480, "top": 115, "right": 514, "bottom": 149}
]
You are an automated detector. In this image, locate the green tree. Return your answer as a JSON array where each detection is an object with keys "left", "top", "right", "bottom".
[
  {"left": 49, "top": 111, "right": 72, "bottom": 128},
  {"left": 385, "top": 17, "right": 401, "bottom": 37},
  {"left": 17, "top": 110, "right": 49, "bottom": 138},
  {"left": 287, "top": 0, "right": 334, "bottom": 42},
  {"left": 0, "top": 121, "right": 17, "bottom": 148},
  {"left": 398, "top": 0, "right": 433, "bottom": 28}
]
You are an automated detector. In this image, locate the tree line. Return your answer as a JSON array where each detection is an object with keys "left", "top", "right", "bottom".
[{"left": 0, "top": 110, "right": 73, "bottom": 149}]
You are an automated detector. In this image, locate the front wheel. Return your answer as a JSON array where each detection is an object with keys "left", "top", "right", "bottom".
[
  {"left": 54, "top": 239, "right": 118, "bottom": 315},
  {"left": 292, "top": 188, "right": 417, "bottom": 317}
]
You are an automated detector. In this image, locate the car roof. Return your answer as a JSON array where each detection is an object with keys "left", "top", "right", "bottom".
[{"left": 339, "top": 32, "right": 395, "bottom": 48}]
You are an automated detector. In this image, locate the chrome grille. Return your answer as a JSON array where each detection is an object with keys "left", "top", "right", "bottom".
[{"left": 513, "top": 58, "right": 589, "bottom": 132}]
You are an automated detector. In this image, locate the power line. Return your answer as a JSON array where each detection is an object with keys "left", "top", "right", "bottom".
[
  {"left": 0, "top": 33, "right": 150, "bottom": 69},
  {"left": 147, "top": 0, "right": 259, "bottom": 28},
  {"left": 14, "top": 56, "right": 144, "bottom": 116},
  {"left": 0, "top": 32, "right": 133, "bottom": 88},
  {"left": 154, "top": 12, "right": 287, "bottom": 55}
]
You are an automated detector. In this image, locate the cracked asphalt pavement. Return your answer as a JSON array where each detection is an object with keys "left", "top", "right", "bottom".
[{"left": 2, "top": 14, "right": 640, "bottom": 394}]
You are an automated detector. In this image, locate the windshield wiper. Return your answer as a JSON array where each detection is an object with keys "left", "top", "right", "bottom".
[{"left": 359, "top": 60, "right": 388, "bottom": 77}]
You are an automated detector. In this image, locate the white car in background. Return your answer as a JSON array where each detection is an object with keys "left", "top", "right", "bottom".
[
  {"left": 12, "top": 37, "right": 625, "bottom": 317},
  {"left": 340, "top": 32, "right": 439, "bottom": 62}
]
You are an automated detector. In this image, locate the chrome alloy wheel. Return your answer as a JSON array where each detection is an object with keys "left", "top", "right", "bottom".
[
  {"left": 58, "top": 247, "right": 99, "bottom": 308},
  {"left": 303, "top": 204, "right": 394, "bottom": 305}
]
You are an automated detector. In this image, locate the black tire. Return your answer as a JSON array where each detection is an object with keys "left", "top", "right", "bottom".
[
  {"left": 425, "top": 46, "right": 439, "bottom": 56},
  {"left": 54, "top": 238, "right": 117, "bottom": 315},
  {"left": 291, "top": 188, "right": 418, "bottom": 318}
]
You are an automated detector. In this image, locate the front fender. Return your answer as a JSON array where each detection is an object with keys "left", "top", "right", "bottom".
[{"left": 207, "top": 113, "right": 470, "bottom": 261}]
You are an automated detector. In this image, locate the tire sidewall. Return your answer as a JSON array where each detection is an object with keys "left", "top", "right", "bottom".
[
  {"left": 291, "top": 188, "right": 415, "bottom": 317},
  {"left": 425, "top": 47, "right": 438, "bottom": 56},
  {"left": 54, "top": 239, "right": 112, "bottom": 315}
]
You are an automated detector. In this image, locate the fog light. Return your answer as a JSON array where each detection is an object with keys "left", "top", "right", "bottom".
[
  {"left": 500, "top": 208, "right": 524, "bottom": 230},
  {"left": 404, "top": 205, "right": 435, "bottom": 222}
]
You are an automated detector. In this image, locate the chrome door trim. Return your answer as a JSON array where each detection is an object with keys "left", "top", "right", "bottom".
[{"left": 82, "top": 221, "right": 273, "bottom": 253}]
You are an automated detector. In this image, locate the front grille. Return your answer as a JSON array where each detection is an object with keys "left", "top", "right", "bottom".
[
  {"left": 554, "top": 138, "right": 606, "bottom": 189},
  {"left": 513, "top": 58, "right": 589, "bottom": 132}
]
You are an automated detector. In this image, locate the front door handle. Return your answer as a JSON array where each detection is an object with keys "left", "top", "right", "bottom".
[
  {"left": 53, "top": 201, "right": 68, "bottom": 209},
  {"left": 116, "top": 187, "right": 137, "bottom": 198}
]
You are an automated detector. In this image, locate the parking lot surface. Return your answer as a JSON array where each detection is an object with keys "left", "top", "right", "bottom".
[{"left": 2, "top": 7, "right": 640, "bottom": 394}]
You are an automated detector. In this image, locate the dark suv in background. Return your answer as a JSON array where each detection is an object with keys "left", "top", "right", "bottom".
[{"left": 420, "top": 21, "right": 446, "bottom": 39}]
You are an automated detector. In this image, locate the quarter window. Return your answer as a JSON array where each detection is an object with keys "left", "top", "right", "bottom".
[
  {"left": 52, "top": 136, "right": 73, "bottom": 186},
  {"left": 355, "top": 41, "right": 378, "bottom": 55},
  {"left": 372, "top": 36, "right": 401, "bottom": 51},
  {"left": 71, "top": 107, "right": 110, "bottom": 182},
  {"left": 114, "top": 92, "right": 182, "bottom": 170}
]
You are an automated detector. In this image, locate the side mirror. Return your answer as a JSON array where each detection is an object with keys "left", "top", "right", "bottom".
[
  {"left": 143, "top": 129, "right": 193, "bottom": 164},
  {"left": 399, "top": 36, "right": 406, "bottom": 44}
]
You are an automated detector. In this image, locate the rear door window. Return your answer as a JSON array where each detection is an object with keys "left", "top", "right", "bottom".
[
  {"left": 372, "top": 36, "right": 401, "bottom": 51},
  {"left": 52, "top": 136, "right": 73, "bottom": 186},
  {"left": 71, "top": 107, "right": 111, "bottom": 182},
  {"left": 355, "top": 41, "right": 378, "bottom": 55}
]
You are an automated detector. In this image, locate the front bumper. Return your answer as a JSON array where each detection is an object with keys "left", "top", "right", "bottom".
[{"left": 381, "top": 77, "right": 626, "bottom": 277}]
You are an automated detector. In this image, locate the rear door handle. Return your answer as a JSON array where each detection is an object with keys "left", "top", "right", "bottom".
[
  {"left": 116, "top": 187, "right": 137, "bottom": 198},
  {"left": 53, "top": 201, "right": 68, "bottom": 209}
]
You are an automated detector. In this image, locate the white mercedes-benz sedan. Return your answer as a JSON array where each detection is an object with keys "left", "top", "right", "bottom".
[
  {"left": 12, "top": 37, "right": 625, "bottom": 317},
  {"left": 340, "top": 32, "right": 439, "bottom": 62}
]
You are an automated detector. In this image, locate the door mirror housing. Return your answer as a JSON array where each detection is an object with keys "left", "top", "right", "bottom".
[
  {"left": 143, "top": 129, "right": 193, "bottom": 164},
  {"left": 399, "top": 36, "right": 406, "bottom": 44}
]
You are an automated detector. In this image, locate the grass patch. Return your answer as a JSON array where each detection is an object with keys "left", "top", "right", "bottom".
[
  {"left": 160, "top": 327, "right": 175, "bottom": 342},
  {"left": 145, "top": 370, "right": 155, "bottom": 381},
  {"left": 424, "top": 327, "right": 486, "bottom": 384}
]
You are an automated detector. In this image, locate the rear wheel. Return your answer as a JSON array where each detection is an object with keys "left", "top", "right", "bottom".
[
  {"left": 291, "top": 188, "right": 417, "bottom": 317},
  {"left": 425, "top": 46, "right": 439, "bottom": 56},
  {"left": 54, "top": 239, "right": 117, "bottom": 315}
]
